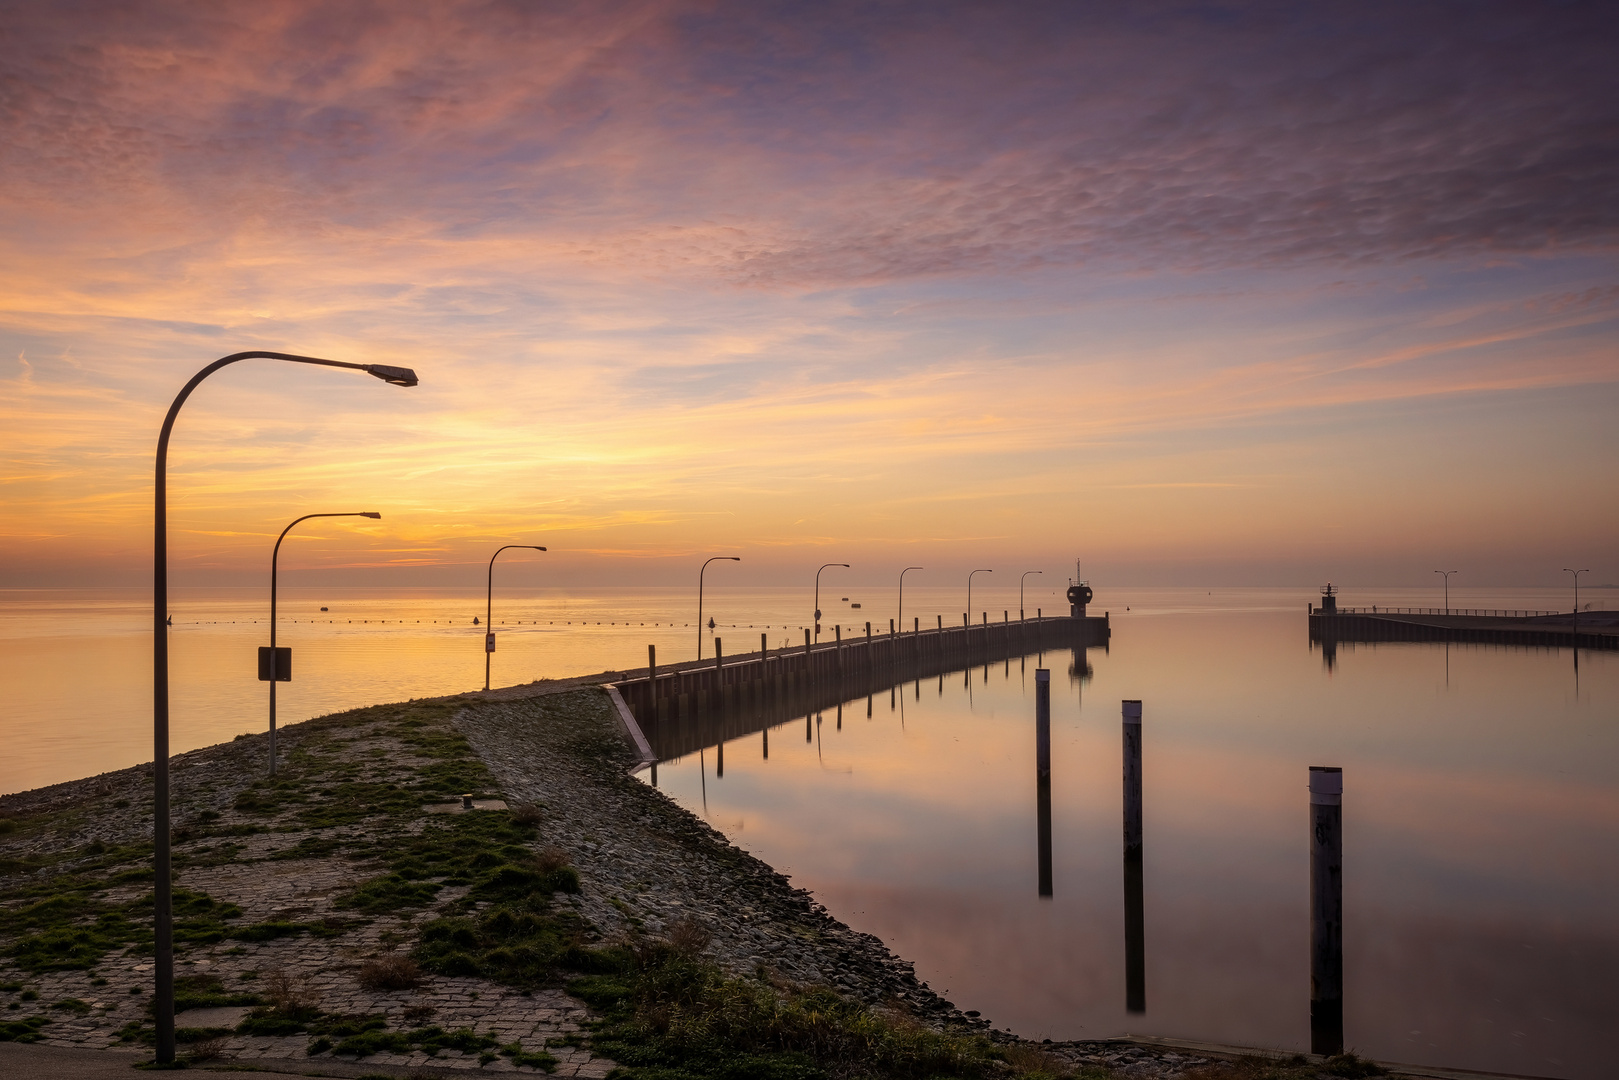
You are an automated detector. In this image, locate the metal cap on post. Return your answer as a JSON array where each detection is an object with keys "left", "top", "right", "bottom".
[{"left": 1309, "top": 766, "right": 1344, "bottom": 1056}]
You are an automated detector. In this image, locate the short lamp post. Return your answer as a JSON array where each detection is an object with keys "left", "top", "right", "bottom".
[
  {"left": 968, "top": 568, "right": 992, "bottom": 622},
  {"left": 486, "top": 545, "right": 547, "bottom": 691},
  {"left": 1020, "top": 570, "right": 1043, "bottom": 620},
  {"left": 1564, "top": 568, "right": 1590, "bottom": 632},
  {"left": 698, "top": 556, "right": 741, "bottom": 659},
  {"left": 155, "top": 351, "right": 417, "bottom": 1064},
  {"left": 1434, "top": 569, "right": 1458, "bottom": 614},
  {"left": 267, "top": 512, "right": 381, "bottom": 776},
  {"left": 898, "top": 566, "right": 923, "bottom": 635},
  {"left": 814, "top": 563, "right": 850, "bottom": 643}
]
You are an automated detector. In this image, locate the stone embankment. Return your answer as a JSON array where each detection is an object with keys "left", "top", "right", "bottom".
[{"left": 0, "top": 684, "right": 1375, "bottom": 1079}]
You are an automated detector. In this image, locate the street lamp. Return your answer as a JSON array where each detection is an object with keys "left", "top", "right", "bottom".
[
  {"left": 486, "top": 545, "right": 547, "bottom": 691},
  {"left": 968, "top": 569, "right": 992, "bottom": 623},
  {"left": 898, "top": 567, "right": 923, "bottom": 634},
  {"left": 268, "top": 512, "right": 381, "bottom": 776},
  {"left": 1434, "top": 569, "right": 1458, "bottom": 614},
  {"left": 814, "top": 563, "right": 850, "bottom": 642},
  {"left": 1020, "top": 570, "right": 1043, "bottom": 620},
  {"left": 698, "top": 556, "right": 741, "bottom": 658},
  {"left": 154, "top": 350, "right": 417, "bottom": 1064},
  {"left": 1564, "top": 568, "right": 1590, "bottom": 631}
]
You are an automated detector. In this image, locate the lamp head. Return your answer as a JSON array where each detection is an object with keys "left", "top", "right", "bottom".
[
  {"left": 365, "top": 364, "right": 419, "bottom": 387},
  {"left": 362, "top": 512, "right": 382, "bottom": 519},
  {"left": 728, "top": 557, "right": 741, "bottom": 561},
  {"left": 533, "top": 546, "right": 548, "bottom": 551}
]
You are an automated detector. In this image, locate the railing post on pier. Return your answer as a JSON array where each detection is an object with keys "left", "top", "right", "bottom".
[
  {"left": 1310, "top": 766, "right": 1344, "bottom": 1056},
  {"left": 1036, "top": 669, "right": 1052, "bottom": 897},
  {"left": 1123, "top": 699, "right": 1145, "bottom": 1013},
  {"left": 647, "top": 644, "right": 657, "bottom": 722}
]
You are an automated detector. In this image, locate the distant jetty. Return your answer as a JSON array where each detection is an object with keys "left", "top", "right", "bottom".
[{"left": 1308, "top": 585, "right": 1618, "bottom": 651}]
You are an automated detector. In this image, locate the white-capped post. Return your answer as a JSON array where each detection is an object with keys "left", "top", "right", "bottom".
[
  {"left": 1309, "top": 765, "right": 1344, "bottom": 1055},
  {"left": 1123, "top": 699, "right": 1145, "bottom": 1012}
]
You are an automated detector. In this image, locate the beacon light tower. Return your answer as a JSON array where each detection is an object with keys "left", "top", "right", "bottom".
[{"left": 1068, "top": 558, "right": 1093, "bottom": 617}]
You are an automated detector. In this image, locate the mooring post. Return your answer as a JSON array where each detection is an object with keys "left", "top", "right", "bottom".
[
  {"left": 804, "top": 627, "right": 812, "bottom": 681},
  {"left": 1036, "top": 668, "right": 1052, "bottom": 897},
  {"left": 1310, "top": 765, "right": 1344, "bottom": 1056},
  {"left": 1123, "top": 699, "right": 1145, "bottom": 1013}
]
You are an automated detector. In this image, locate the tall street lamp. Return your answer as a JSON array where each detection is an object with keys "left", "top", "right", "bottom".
[
  {"left": 154, "top": 351, "right": 417, "bottom": 1064},
  {"left": 698, "top": 556, "right": 741, "bottom": 658},
  {"left": 486, "top": 545, "right": 547, "bottom": 691},
  {"left": 968, "top": 568, "right": 992, "bottom": 622},
  {"left": 814, "top": 563, "right": 849, "bottom": 643},
  {"left": 1020, "top": 570, "right": 1043, "bottom": 620},
  {"left": 898, "top": 567, "right": 923, "bottom": 634},
  {"left": 1434, "top": 569, "right": 1458, "bottom": 614},
  {"left": 267, "top": 512, "right": 381, "bottom": 776},
  {"left": 1564, "top": 567, "right": 1590, "bottom": 631}
]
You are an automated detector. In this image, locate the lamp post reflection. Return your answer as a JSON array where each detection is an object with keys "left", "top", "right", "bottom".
[{"left": 1123, "top": 699, "right": 1145, "bottom": 1013}]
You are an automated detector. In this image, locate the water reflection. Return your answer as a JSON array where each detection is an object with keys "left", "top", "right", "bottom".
[{"left": 643, "top": 611, "right": 1619, "bottom": 1079}]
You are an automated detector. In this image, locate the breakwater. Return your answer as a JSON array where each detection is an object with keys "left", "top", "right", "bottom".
[
  {"left": 1309, "top": 609, "right": 1618, "bottom": 650},
  {"left": 612, "top": 614, "right": 1110, "bottom": 758}
]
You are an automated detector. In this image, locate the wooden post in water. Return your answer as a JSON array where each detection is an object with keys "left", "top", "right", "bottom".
[
  {"left": 1036, "top": 669, "right": 1052, "bottom": 898},
  {"left": 1123, "top": 699, "right": 1145, "bottom": 1013},
  {"left": 1310, "top": 766, "right": 1344, "bottom": 1056}
]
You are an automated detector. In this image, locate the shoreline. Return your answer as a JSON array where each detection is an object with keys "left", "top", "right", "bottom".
[{"left": 1, "top": 682, "right": 1491, "bottom": 1079}]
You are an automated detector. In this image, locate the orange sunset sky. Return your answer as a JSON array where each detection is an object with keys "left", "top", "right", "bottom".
[{"left": 2, "top": 1, "right": 1615, "bottom": 590}]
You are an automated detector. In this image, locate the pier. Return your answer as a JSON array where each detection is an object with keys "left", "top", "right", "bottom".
[
  {"left": 612, "top": 613, "right": 1110, "bottom": 761},
  {"left": 1308, "top": 604, "right": 1618, "bottom": 651}
]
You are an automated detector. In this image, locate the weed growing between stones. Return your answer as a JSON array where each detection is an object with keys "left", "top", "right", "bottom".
[
  {"left": 569, "top": 938, "right": 1018, "bottom": 1080},
  {"left": 0, "top": 1014, "right": 49, "bottom": 1042}
]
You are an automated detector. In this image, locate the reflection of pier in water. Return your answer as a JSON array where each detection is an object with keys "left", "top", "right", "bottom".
[{"left": 616, "top": 615, "right": 1110, "bottom": 764}]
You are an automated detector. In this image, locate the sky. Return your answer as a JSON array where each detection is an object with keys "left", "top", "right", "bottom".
[{"left": 1, "top": 0, "right": 1616, "bottom": 590}]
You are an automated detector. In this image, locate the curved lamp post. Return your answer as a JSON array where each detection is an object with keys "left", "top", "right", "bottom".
[
  {"left": 1020, "top": 570, "right": 1042, "bottom": 620},
  {"left": 1564, "top": 568, "right": 1590, "bottom": 631},
  {"left": 814, "top": 563, "right": 850, "bottom": 643},
  {"left": 269, "top": 512, "right": 381, "bottom": 776},
  {"left": 1433, "top": 569, "right": 1458, "bottom": 614},
  {"left": 154, "top": 351, "right": 417, "bottom": 1064},
  {"left": 698, "top": 556, "right": 741, "bottom": 658},
  {"left": 898, "top": 566, "right": 923, "bottom": 634},
  {"left": 486, "top": 545, "right": 547, "bottom": 691},
  {"left": 967, "top": 568, "right": 992, "bottom": 623}
]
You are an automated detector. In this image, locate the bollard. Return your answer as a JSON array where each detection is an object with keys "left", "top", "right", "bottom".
[
  {"left": 890, "top": 618, "right": 895, "bottom": 635},
  {"left": 1037, "top": 607, "right": 1041, "bottom": 619},
  {"left": 1310, "top": 766, "right": 1344, "bottom": 1055},
  {"left": 1123, "top": 700, "right": 1145, "bottom": 1013}
]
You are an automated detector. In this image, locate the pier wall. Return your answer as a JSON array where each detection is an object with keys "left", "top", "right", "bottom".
[
  {"left": 1309, "top": 612, "right": 1617, "bottom": 650},
  {"left": 612, "top": 614, "right": 1109, "bottom": 759}
]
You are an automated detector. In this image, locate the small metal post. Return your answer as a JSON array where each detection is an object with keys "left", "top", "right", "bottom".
[
  {"left": 647, "top": 644, "right": 657, "bottom": 718},
  {"left": 1123, "top": 699, "right": 1145, "bottom": 1013},
  {"left": 1310, "top": 766, "right": 1344, "bottom": 1056}
]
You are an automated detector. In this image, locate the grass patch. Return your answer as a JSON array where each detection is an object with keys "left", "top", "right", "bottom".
[
  {"left": 0, "top": 1015, "right": 49, "bottom": 1043},
  {"left": 172, "top": 974, "right": 263, "bottom": 1011},
  {"left": 569, "top": 939, "right": 1021, "bottom": 1080},
  {"left": 334, "top": 808, "right": 544, "bottom": 915}
]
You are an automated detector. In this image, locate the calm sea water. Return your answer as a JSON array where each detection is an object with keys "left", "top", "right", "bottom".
[
  {"left": 3, "top": 585, "right": 1615, "bottom": 1077},
  {"left": 645, "top": 590, "right": 1617, "bottom": 1079}
]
